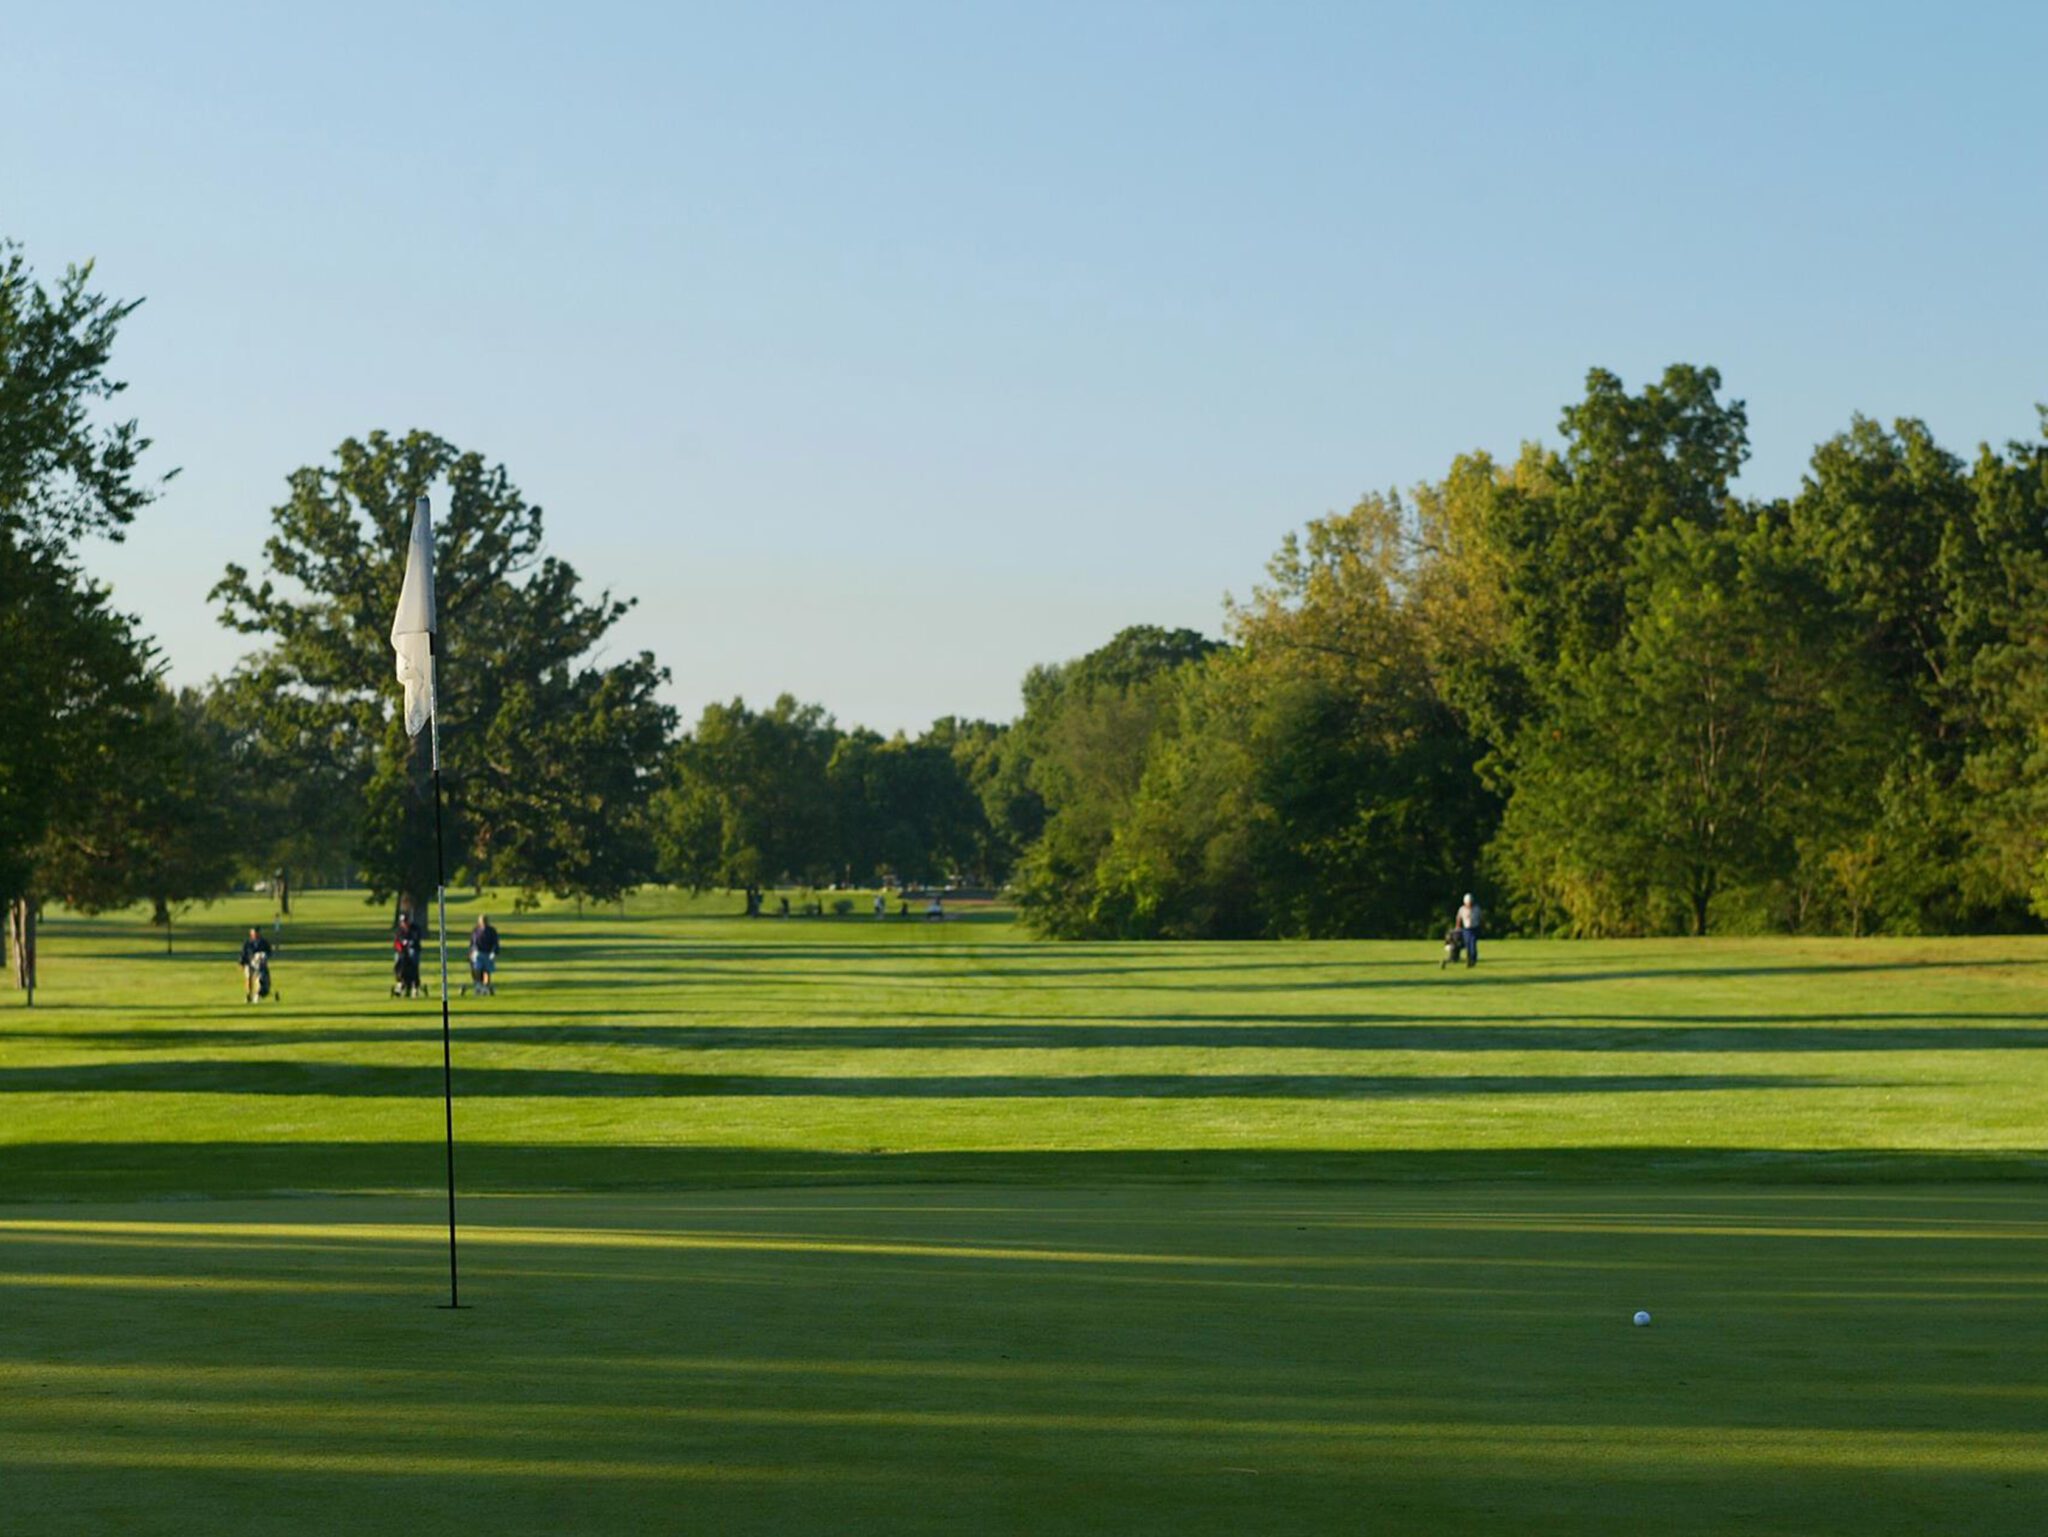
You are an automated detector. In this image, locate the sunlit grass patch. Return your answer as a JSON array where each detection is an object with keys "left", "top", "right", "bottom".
[
  {"left": 3, "top": 1186, "right": 2047, "bottom": 1534},
  {"left": 4, "top": 895, "right": 2047, "bottom": 1531}
]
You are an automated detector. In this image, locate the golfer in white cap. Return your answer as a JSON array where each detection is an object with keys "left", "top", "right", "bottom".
[{"left": 1455, "top": 893, "right": 1482, "bottom": 968}]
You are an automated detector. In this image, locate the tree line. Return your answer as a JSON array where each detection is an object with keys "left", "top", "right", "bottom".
[
  {"left": 659, "top": 366, "right": 2048, "bottom": 942},
  {"left": 7, "top": 241, "right": 2048, "bottom": 999},
  {"left": 1000, "top": 369, "right": 2048, "bottom": 938}
]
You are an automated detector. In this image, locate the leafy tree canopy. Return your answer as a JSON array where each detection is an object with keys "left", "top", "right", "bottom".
[
  {"left": 0, "top": 242, "right": 168, "bottom": 995},
  {"left": 0, "top": 242, "right": 170, "bottom": 545},
  {"left": 213, "top": 430, "right": 670, "bottom": 907}
]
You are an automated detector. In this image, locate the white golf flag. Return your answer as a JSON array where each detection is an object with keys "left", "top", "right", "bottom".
[{"left": 390, "top": 496, "right": 437, "bottom": 738}]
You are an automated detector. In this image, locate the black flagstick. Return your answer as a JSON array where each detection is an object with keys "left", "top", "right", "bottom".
[{"left": 429, "top": 629, "right": 461, "bottom": 1309}]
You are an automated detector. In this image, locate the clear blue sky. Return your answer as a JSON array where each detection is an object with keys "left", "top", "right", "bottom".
[{"left": 7, "top": 1, "right": 2045, "bottom": 732}]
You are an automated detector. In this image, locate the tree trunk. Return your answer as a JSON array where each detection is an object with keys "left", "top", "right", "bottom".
[
  {"left": 275, "top": 869, "right": 291, "bottom": 917},
  {"left": 9, "top": 899, "right": 37, "bottom": 1006}
]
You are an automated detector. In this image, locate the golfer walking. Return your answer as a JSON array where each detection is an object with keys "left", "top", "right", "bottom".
[
  {"left": 468, "top": 913, "right": 501, "bottom": 996},
  {"left": 239, "top": 926, "right": 275, "bottom": 1002},
  {"left": 1456, "top": 893, "right": 1482, "bottom": 968}
]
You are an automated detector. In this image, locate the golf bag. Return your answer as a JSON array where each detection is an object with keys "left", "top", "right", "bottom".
[
  {"left": 393, "top": 936, "right": 423, "bottom": 998},
  {"left": 466, "top": 946, "right": 498, "bottom": 997},
  {"left": 247, "top": 950, "right": 272, "bottom": 1000},
  {"left": 1440, "top": 926, "right": 1465, "bottom": 969}
]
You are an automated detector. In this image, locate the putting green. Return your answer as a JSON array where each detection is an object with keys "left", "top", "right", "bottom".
[
  {"left": 3, "top": 894, "right": 2045, "bottom": 1531},
  {"left": 5, "top": 1185, "right": 2045, "bottom": 1535}
]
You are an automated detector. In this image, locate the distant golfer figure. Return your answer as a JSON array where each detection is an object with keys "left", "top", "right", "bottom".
[
  {"left": 392, "top": 908, "right": 425, "bottom": 998},
  {"left": 468, "top": 913, "right": 501, "bottom": 997},
  {"left": 239, "top": 926, "right": 275, "bottom": 1003},
  {"left": 1456, "top": 893, "right": 1482, "bottom": 968}
]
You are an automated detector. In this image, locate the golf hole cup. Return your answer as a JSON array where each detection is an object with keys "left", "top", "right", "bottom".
[{"left": 1632, "top": 1310, "right": 1652, "bottom": 1327}]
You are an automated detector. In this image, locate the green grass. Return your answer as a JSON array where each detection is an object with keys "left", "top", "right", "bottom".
[{"left": 4, "top": 892, "right": 2045, "bottom": 1533}]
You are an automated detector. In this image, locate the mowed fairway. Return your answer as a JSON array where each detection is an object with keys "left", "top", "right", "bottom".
[{"left": 3, "top": 894, "right": 2045, "bottom": 1534}]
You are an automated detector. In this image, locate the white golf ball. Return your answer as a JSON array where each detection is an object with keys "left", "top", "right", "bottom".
[{"left": 1632, "top": 1310, "right": 1652, "bottom": 1327}]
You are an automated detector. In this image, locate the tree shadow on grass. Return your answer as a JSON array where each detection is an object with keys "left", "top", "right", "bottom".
[
  {"left": 7, "top": 1017, "right": 2042, "bottom": 1054},
  {"left": 3, "top": 1142, "right": 2045, "bottom": 1202},
  {"left": 3, "top": 1163, "right": 2044, "bottom": 1536},
  {"left": 1139, "top": 958, "right": 2048, "bottom": 993},
  {"left": 0, "top": 1062, "right": 1856, "bottom": 1100},
  {"left": 486, "top": 955, "right": 2048, "bottom": 991},
  {"left": 487, "top": 952, "right": 1413, "bottom": 982}
]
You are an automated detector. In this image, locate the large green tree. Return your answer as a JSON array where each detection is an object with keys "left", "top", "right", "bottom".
[
  {"left": 0, "top": 243, "right": 166, "bottom": 545},
  {"left": 652, "top": 696, "right": 839, "bottom": 906},
  {"left": 1954, "top": 417, "right": 2048, "bottom": 920},
  {"left": 0, "top": 243, "right": 169, "bottom": 996},
  {"left": 925, "top": 716, "right": 1027, "bottom": 884},
  {"left": 36, "top": 685, "right": 239, "bottom": 949},
  {"left": 1487, "top": 365, "right": 1748, "bottom": 683},
  {"left": 1228, "top": 492, "right": 1495, "bottom": 936},
  {"left": 0, "top": 539, "right": 161, "bottom": 994},
  {"left": 471, "top": 659, "right": 673, "bottom": 905},
  {"left": 828, "top": 729, "right": 987, "bottom": 888},
  {"left": 1009, "top": 626, "right": 1222, "bottom": 936},
  {"left": 1096, "top": 494, "right": 1496, "bottom": 938},
  {"left": 202, "top": 665, "right": 362, "bottom": 898},
  {"left": 1782, "top": 414, "right": 2047, "bottom": 931},
  {"left": 1495, "top": 516, "right": 1879, "bottom": 935},
  {"left": 1084, "top": 654, "right": 1271, "bottom": 938},
  {"left": 213, "top": 430, "right": 672, "bottom": 909}
]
